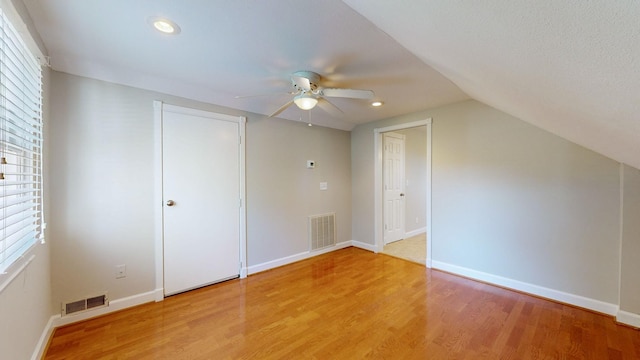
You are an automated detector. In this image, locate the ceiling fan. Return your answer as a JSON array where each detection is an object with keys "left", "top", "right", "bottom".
[{"left": 267, "top": 70, "right": 375, "bottom": 117}]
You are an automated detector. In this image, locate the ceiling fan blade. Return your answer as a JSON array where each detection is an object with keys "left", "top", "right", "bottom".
[
  {"left": 321, "top": 88, "right": 374, "bottom": 99},
  {"left": 292, "top": 75, "right": 312, "bottom": 92},
  {"left": 317, "top": 98, "right": 343, "bottom": 118},
  {"left": 269, "top": 99, "right": 294, "bottom": 117},
  {"left": 234, "top": 91, "right": 295, "bottom": 99}
]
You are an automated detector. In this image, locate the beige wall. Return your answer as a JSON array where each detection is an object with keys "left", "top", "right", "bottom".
[
  {"left": 431, "top": 101, "right": 620, "bottom": 303},
  {"left": 247, "top": 117, "right": 351, "bottom": 265},
  {"left": 620, "top": 164, "right": 640, "bottom": 315},
  {"left": 49, "top": 72, "right": 158, "bottom": 306},
  {"left": 352, "top": 100, "right": 622, "bottom": 305},
  {"left": 48, "top": 71, "right": 352, "bottom": 310},
  {"left": 0, "top": 242, "right": 52, "bottom": 359}
]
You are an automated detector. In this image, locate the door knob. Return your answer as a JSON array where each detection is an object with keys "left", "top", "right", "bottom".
[
  {"left": 166, "top": 200, "right": 175, "bottom": 206},
  {"left": 400, "top": 193, "right": 405, "bottom": 197}
]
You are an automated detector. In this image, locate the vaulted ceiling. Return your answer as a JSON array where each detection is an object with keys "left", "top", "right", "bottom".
[{"left": 22, "top": 0, "right": 640, "bottom": 169}]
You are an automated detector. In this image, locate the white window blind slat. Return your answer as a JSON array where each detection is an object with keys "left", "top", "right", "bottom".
[
  {"left": 0, "top": 86, "right": 40, "bottom": 115},
  {"left": 0, "top": 6, "right": 43, "bottom": 273},
  {"left": 0, "top": 201, "right": 37, "bottom": 221},
  {"left": 0, "top": 67, "right": 39, "bottom": 100},
  {"left": 4, "top": 219, "right": 37, "bottom": 243},
  {"left": 1, "top": 112, "right": 41, "bottom": 130},
  {"left": 0, "top": 193, "right": 39, "bottom": 208},
  {"left": 1, "top": 208, "right": 36, "bottom": 227},
  {"left": 2, "top": 121, "right": 40, "bottom": 142},
  {"left": 0, "top": 180, "right": 33, "bottom": 186},
  {"left": 0, "top": 142, "right": 40, "bottom": 157},
  {"left": 0, "top": 163, "right": 41, "bottom": 172},
  {"left": 2, "top": 43, "right": 40, "bottom": 76},
  {"left": 0, "top": 187, "right": 36, "bottom": 197},
  {"left": 0, "top": 177, "right": 41, "bottom": 183},
  {"left": 2, "top": 229, "right": 37, "bottom": 266},
  {"left": 0, "top": 62, "right": 40, "bottom": 109},
  {"left": 0, "top": 170, "right": 41, "bottom": 177}
]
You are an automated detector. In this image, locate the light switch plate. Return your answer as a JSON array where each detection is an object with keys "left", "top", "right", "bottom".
[{"left": 115, "top": 264, "right": 126, "bottom": 279}]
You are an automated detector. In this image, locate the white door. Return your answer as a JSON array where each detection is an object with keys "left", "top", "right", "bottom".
[
  {"left": 383, "top": 132, "right": 406, "bottom": 244},
  {"left": 162, "top": 106, "right": 241, "bottom": 296}
]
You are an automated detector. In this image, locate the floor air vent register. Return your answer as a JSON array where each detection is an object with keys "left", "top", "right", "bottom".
[
  {"left": 309, "top": 213, "right": 336, "bottom": 251},
  {"left": 62, "top": 293, "right": 109, "bottom": 316}
]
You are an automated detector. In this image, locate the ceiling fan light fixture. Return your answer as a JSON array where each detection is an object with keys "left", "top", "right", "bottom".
[{"left": 294, "top": 94, "right": 318, "bottom": 110}]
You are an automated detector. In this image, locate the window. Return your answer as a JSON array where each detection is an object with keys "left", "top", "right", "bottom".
[{"left": 0, "top": 7, "right": 43, "bottom": 273}]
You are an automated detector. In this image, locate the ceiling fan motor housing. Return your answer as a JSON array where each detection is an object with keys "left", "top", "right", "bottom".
[{"left": 292, "top": 70, "right": 320, "bottom": 94}]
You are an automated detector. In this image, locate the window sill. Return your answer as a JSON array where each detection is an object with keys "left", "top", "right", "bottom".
[{"left": 0, "top": 243, "right": 39, "bottom": 294}]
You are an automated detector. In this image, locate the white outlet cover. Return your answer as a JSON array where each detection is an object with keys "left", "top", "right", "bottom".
[{"left": 320, "top": 182, "right": 328, "bottom": 190}]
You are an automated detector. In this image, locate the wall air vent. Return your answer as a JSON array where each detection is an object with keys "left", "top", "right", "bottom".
[
  {"left": 309, "top": 213, "right": 336, "bottom": 251},
  {"left": 62, "top": 293, "right": 109, "bottom": 316}
]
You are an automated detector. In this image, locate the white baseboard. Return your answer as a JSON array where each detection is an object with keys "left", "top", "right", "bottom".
[
  {"left": 33, "top": 288, "right": 164, "bottom": 359},
  {"left": 31, "top": 314, "right": 56, "bottom": 360},
  {"left": 247, "top": 241, "right": 352, "bottom": 275},
  {"left": 154, "top": 287, "right": 164, "bottom": 302},
  {"left": 432, "top": 260, "right": 619, "bottom": 316},
  {"left": 617, "top": 310, "right": 640, "bottom": 328},
  {"left": 351, "top": 240, "right": 377, "bottom": 253},
  {"left": 404, "top": 227, "right": 426, "bottom": 238},
  {"left": 54, "top": 288, "right": 163, "bottom": 328}
]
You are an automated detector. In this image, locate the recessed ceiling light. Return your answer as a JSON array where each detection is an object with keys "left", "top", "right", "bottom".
[
  {"left": 148, "top": 17, "right": 181, "bottom": 35},
  {"left": 371, "top": 101, "right": 383, "bottom": 107}
]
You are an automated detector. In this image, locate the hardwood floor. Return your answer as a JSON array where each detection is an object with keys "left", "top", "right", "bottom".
[{"left": 44, "top": 247, "right": 640, "bottom": 359}]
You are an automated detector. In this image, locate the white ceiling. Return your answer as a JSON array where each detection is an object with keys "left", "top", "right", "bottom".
[
  {"left": 21, "top": 0, "right": 467, "bottom": 131},
  {"left": 343, "top": 0, "right": 640, "bottom": 169},
  {"left": 21, "top": 0, "right": 640, "bottom": 169}
]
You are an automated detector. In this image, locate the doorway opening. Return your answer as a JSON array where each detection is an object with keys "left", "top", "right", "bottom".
[{"left": 374, "top": 119, "right": 432, "bottom": 267}]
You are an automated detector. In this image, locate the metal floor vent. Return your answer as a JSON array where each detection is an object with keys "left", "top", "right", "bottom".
[
  {"left": 62, "top": 293, "right": 109, "bottom": 316},
  {"left": 309, "top": 213, "right": 336, "bottom": 251}
]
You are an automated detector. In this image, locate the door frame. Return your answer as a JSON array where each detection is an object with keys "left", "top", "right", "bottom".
[
  {"left": 153, "top": 101, "right": 247, "bottom": 301},
  {"left": 374, "top": 118, "right": 432, "bottom": 267}
]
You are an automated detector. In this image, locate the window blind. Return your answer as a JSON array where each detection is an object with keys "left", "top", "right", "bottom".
[{"left": 0, "top": 7, "right": 43, "bottom": 273}]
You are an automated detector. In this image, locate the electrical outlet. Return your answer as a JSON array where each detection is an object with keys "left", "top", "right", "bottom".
[
  {"left": 416, "top": 217, "right": 420, "bottom": 224},
  {"left": 115, "top": 264, "right": 126, "bottom": 279}
]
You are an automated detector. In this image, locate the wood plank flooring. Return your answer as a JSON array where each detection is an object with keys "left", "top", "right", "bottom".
[{"left": 44, "top": 247, "right": 640, "bottom": 359}]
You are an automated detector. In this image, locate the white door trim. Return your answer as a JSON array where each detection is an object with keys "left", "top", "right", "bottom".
[
  {"left": 374, "top": 119, "right": 432, "bottom": 268},
  {"left": 153, "top": 101, "right": 247, "bottom": 301}
]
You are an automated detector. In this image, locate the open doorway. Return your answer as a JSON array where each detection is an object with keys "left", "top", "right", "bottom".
[{"left": 374, "top": 119, "right": 432, "bottom": 267}]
